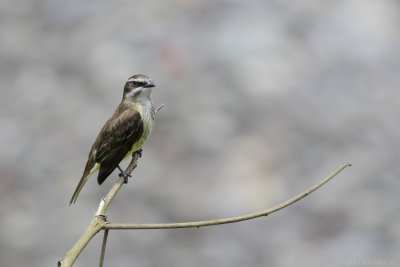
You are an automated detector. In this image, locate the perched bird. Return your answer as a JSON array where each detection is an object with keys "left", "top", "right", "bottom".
[{"left": 70, "top": 74, "right": 156, "bottom": 205}]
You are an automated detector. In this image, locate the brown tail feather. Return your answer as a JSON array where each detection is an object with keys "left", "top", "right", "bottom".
[{"left": 69, "top": 160, "right": 99, "bottom": 205}]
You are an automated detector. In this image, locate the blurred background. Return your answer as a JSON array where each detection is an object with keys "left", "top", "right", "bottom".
[{"left": 1, "top": 0, "right": 399, "bottom": 266}]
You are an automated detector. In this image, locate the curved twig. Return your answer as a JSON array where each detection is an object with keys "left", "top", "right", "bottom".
[{"left": 103, "top": 163, "right": 352, "bottom": 230}]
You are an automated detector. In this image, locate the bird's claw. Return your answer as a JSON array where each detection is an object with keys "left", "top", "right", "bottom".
[
  {"left": 136, "top": 149, "right": 143, "bottom": 158},
  {"left": 119, "top": 171, "right": 131, "bottom": 184}
]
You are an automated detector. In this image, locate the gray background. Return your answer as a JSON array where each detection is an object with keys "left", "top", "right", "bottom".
[{"left": 1, "top": 0, "right": 399, "bottom": 266}]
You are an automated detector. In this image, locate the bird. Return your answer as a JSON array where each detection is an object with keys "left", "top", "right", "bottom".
[{"left": 70, "top": 74, "right": 156, "bottom": 205}]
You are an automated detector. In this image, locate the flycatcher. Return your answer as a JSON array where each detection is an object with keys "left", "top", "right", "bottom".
[{"left": 70, "top": 74, "right": 156, "bottom": 205}]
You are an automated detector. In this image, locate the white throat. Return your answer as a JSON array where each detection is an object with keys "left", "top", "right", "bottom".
[{"left": 124, "top": 87, "right": 153, "bottom": 102}]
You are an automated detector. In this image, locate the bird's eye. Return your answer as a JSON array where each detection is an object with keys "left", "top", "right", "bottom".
[{"left": 130, "top": 81, "right": 145, "bottom": 87}]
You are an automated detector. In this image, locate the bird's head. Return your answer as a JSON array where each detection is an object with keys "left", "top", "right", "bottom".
[{"left": 123, "top": 74, "right": 155, "bottom": 101}]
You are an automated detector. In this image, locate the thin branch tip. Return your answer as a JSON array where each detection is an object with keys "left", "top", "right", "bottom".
[
  {"left": 102, "top": 163, "right": 350, "bottom": 230},
  {"left": 156, "top": 104, "right": 165, "bottom": 114}
]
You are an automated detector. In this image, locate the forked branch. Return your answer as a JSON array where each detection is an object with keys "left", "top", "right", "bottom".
[
  {"left": 59, "top": 160, "right": 351, "bottom": 267},
  {"left": 59, "top": 152, "right": 141, "bottom": 267}
]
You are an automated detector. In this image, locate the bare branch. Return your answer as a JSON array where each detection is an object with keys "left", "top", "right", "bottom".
[
  {"left": 103, "top": 163, "right": 352, "bottom": 230},
  {"left": 98, "top": 152, "right": 140, "bottom": 216},
  {"left": 58, "top": 153, "right": 140, "bottom": 267},
  {"left": 59, "top": 161, "right": 351, "bottom": 266},
  {"left": 98, "top": 229, "right": 109, "bottom": 267}
]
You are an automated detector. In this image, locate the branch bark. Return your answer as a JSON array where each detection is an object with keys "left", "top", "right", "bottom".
[
  {"left": 103, "top": 163, "right": 351, "bottom": 230},
  {"left": 58, "top": 152, "right": 140, "bottom": 267},
  {"left": 98, "top": 229, "right": 109, "bottom": 267},
  {"left": 59, "top": 161, "right": 351, "bottom": 266}
]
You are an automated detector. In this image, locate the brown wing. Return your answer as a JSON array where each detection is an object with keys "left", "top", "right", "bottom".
[
  {"left": 69, "top": 104, "right": 143, "bottom": 204},
  {"left": 95, "top": 107, "right": 143, "bottom": 184}
]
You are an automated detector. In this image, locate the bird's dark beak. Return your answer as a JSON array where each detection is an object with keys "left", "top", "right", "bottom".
[{"left": 145, "top": 81, "right": 155, "bottom": 88}]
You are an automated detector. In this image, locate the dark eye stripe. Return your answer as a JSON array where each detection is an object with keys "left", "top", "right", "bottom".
[{"left": 130, "top": 81, "right": 145, "bottom": 86}]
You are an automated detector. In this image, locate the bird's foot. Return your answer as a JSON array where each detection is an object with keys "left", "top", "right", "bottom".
[
  {"left": 117, "top": 165, "right": 131, "bottom": 183},
  {"left": 119, "top": 171, "right": 131, "bottom": 184},
  {"left": 136, "top": 148, "right": 143, "bottom": 158}
]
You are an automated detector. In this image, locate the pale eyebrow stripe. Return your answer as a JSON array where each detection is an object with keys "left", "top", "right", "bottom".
[{"left": 127, "top": 77, "right": 147, "bottom": 83}]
